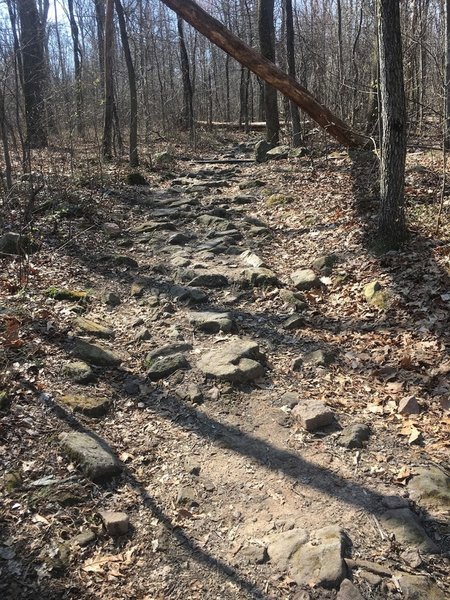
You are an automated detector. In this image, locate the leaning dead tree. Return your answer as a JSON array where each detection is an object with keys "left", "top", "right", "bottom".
[{"left": 160, "top": 0, "right": 366, "bottom": 148}]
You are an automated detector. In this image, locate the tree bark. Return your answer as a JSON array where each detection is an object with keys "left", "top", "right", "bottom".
[
  {"left": 445, "top": 0, "right": 450, "bottom": 147},
  {"left": 115, "top": 0, "right": 139, "bottom": 166},
  {"left": 258, "top": 0, "right": 279, "bottom": 144},
  {"left": 159, "top": 0, "right": 364, "bottom": 147},
  {"left": 16, "top": 0, "right": 48, "bottom": 148},
  {"left": 177, "top": 15, "right": 194, "bottom": 132},
  {"left": 378, "top": 0, "right": 407, "bottom": 246},
  {"left": 285, "top": 0, "right": 302, "bottom": 146},
  {"left": 102, "top": 0, "right": 114, "bottom": 159},
  {"left": 67, "top": 0, "right": 83, "bottom": 136}
]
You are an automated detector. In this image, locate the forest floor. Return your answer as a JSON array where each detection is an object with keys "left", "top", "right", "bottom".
[{"left": 1, "top": 136, "right": 450, "bottom": 600}]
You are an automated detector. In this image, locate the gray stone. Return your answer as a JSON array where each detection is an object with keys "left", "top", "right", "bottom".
[
  {"left": 290, "top": 269, "right": 321, "bottom": 290},
  {"left": 243, "top": 267, "right": 279, "bottom": 287},
  {"left": 188, "top": 311, "right": 234, "bottom": 333},
  {"left": 169, "top": 285, "right": 208, "bottom": 303},
  {"left": 99, "top": 511, "right": 129, "bottom": 536},
  {"left": 0, "top": 232, "right": 38, "bottom": 257},
  {"left": 59, "top": 394, "right": 110, "bottom": 417},
  {"left": 292, "top": 401, "right": 335, "bottom": 431},
  {"left": 197, "top": 338, "right": 265, "bottom": 383},
  {"left": 398, "top": 396, "right": 421, "bottom": 415},
  {"left": 266, "top": 528, "right": 309, "bottom": 570},
  {"left": 168, "top": 232, "right": 190, "bottom": 246},
  {"left": 407, "top": 466, "right": 450, "bottom": 513},
  {"left": 176, "top": 383, "right": 203, "bottom": 404},
  {"left": 266, "top": 145, "right": 290, "bottom": 159},
  {"left": 146, "top": 343, "right": 192, "bottom": 361},
  {"left": 72, "top": 339, "right": 121, "bottom": 367},
  {"left": 188, "top": 273, "right": 229, "bottom": 288},
  {"left": 176, "top": 485, "right": 198, "bottom": 506},
  {"left": 233, "top": 195, "right": 255, "bottom": 205},
  {"left": 380, "top": 508, "right": 438, "bottom": 553},
  {"left": 102, "top": 292, "right": 121, "bottom": 307},
  {"left": 71, "top": 530, "right": 96, "bottom": 547},
  {"left": 154, "top": 151, "right": 175, "bottom": 168},
  {"left": 396, "top": 573, "right": 446, "bottom": 600},
  {"left": 339, "top": 424, "right": 370, "bottom": 449},
  {"left": 284, "top": 315, "right": 305, "bottom": 331},
  {"left": 336, "top": 579, "right": 365, "bottom": 600},
  {"left": 239, "top": 544, "right": 268, "bottom": 564},
  {"left": 74, "top": 317, "right": 114, "bottom": 339},
  {"left": 59, "top": 432, "right": 121, "bottom": 480},
  {"left": 240, "top": 250, "right": 267, "bottom": 268},
  {"left": 288, "top": 147, "right": 309, "bottom": 158},
  {"left": 197, "top": 214, "right": 234, "bottom": 231},
  {"left": 146, "top": 354, "right": 190, "bottom": 380},
  {"left": 277, "top": 391, "right": 299, "bottom": 408},
  {"left": 279, "top": 289, "right": 308, "bottom": 310},
  {"left": 290, "top": 526, "right": 350, "bottom": 589},
  {"left": 382, "top": 495, "right": 409, "bottom": 509},
  {"left": 134, "top": 327, "right": 151, "bottom": 342},
  {"left": 292, "top": 349, "right": 334, "bottom": 370},
  {"left": 312, "top": 254, "right": 338, "bottom": 274},
  {"left": 255, "top": 140, "right": 273, "bottom": 163},
  {"left": 131, "top": 220, "right": 176, "bottom": 234},
  {"left": 62, "top": 361, "right": 95, "bottom": 384}
]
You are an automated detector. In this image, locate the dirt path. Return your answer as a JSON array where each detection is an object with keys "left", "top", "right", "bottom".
[{"left": 1, "top": 145, "right": 449, "bottom": 599}]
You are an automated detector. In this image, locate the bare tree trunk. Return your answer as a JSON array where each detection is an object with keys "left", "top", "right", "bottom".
[
  {"left": 67, "top": 0, "right": 83, "bottom": 136},
  {"left": 102, "top": 0, "right": 114, "bottom": 159},
  {"left": 115, "top": 0, "right": 139, "bottom": 166},
  {"left": 177, "top": 15, "right": 194, "bottom": 133},
  {"left": 16, "top": 0, "right": 48, "bottom": 148},
  {"left": 160, "top": 0, "right": 365, "bottom": 147},
  {"left": 446, "top": 0, "right": 450, "bottom": 147},
  {"left": 378, "top": 0, "right": 407, "bottom": 246},
  {"left": 0, "top": 86, "right": 13, "bottom": 191},
  {"left": 258, "top": 0, "right": 279, "bottom": 144},
  {"left": 285, "top": 0, "right": 302, "bottom": 146}
]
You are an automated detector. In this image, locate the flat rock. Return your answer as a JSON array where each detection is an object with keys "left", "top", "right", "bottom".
[
  {"left": 243, "top": 267, "right": 279, "bottom": 287},
  {"left": 292, "top": 401, "right": 335, "bottom": 431},
  {"left": 240, "top": 250, "right": 266, "bottom": 268},
  {"left": 396, "top": 573, "right": 446, "bottom": 600},
  {"left": 292, "top": 349, "right": 334, "bottom": 370},
  {"left": 290, "top": 526, "right": 350, "bottom": 589},
  {"left": 62, "top": 361, "right": 95, "bottom": 384},
  {"left": 279, "top": 289, "right": 308, "bottom": 310},
  {"left": 99, "top": 511, "right": 129, "bottom": 537},
  {"left": 59, "top": 432, "right": 121, "bottom": 481},
  {"left": 146, "top": 353, "right": 190, "bottom": 380},
  {"left": 339, "top": 424, "right": 370, "bottom": 449},
  {"left": 197, "top": 214, "right": 234, "bottom": 231},
  {"left": 312, "top": 254, "right": 338, "bottom": 274},
  {"left": 197, "top": 338, "right": 265, "bottom": 383},
  {"left": 407, "top": 466, "right": 450, "bottom": 513},
  {"left": 74, "top": 317, "right": 114, "bottom": 339},
  {"left": 336, "top": 579, "right": 365, "bottom": 600},
  {"left": 130, "top": 220, "right": 176, "bottom": 234},
  {"left": 398, "top": 395, "right": 421, "bottom": 415},
  {"left": 380, "top": 508, "right": 438, "bottom": 553},
  {"left": 169, "top": 285, "right": 208, "bottom": 303},
  {"left": 266, "top": 528, "right": 309, "bottom": 570},
  {"left": 146, "top": 343, "right": 192, "bottom": 361},
  {"left": 239, "top": 544, "right": 268, "bottom": 564},
  {"left": 290, "top": 269, "right": 321, "bottom": 290},
  {"left": 72, "top": 339, "right": 122, "bottom": 367},
  {"left": 284, "top": 315, "right": 305, "bottom": 330},
  {"left": 59, "top": 394, "right": 110, "bottom": 417},
  {"left": 168, "top": 233, "right": 190, "bottom": 246},
  {"left": 266, "top": 145, "right": 290, "bottom": 159},
  {"left": 188, "top": 273, "right": 229, "bottom": 288},
  {"left": 188, "top": 311, "right": 234, "bottom": 333}
]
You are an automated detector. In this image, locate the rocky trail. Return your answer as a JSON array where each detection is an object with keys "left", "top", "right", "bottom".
[{"left": 1, "top": 142, "right": 449, "bottom": 600}]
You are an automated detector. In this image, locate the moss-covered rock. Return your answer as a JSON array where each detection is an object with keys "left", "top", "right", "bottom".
[
  {"left": 364, "top": 281, "right": 392, "bottom": 308},
  {"left": 46, "top": 287, "right": 89, "bottom": 301},
  {"left": 4, "top": 471, "right": 22, "bottom": 493},
  {"left": 265, "top": 193, "right": 295, "bottom": 207},
  {"left": 74, "top": 317, "right": 114, "bottom": 339},
  {"left": 62, "top": 361, "right": 95, "bottom": 384},
  {"left": 60, "top": 394, "right": 110, "bottom": 417}
]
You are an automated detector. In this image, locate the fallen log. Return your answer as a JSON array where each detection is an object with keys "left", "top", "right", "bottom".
[
  {"left": 196, "top": 121, "right": 267, "bottom": 131},
  {"left": 160, "top": 0, "right": 366, "bottom": 148}
]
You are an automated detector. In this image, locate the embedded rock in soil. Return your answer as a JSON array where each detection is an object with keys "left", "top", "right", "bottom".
[
  {"left": 398, "top": 395, "right": 421, "bottom": 415},
  {"left": 292, "top": 401, "right": 335, "bottom": 432},
  {"left": 240, "top": 249, "right": 266, "bottom": 268},
  {"left": 131, "top": 220, "right": 176, "bottom": 234},
  {"left": 279, "top": 289, "right": 308, "bottom": 310},
  {"left": 168, "top": 233, "right": 190, "bottom": 246},
  {"left": 59, "top": 432, "right": 121, "bottom": 481},
  {"left": 266, "top": 528, "right": 309, "bottom": 570},
  {"left": 243, "top": 267, "right": 280, "bottom": 287},
  {"left": 146, "top": 354, "right": 190, "bottom": 381},
  {"left": 169, "top": 285, "right": 208, "bottom": 303},
  {"left": 338, "top": 424, "right": 370, "bottom": 449},
  {"left": 197, "top": 338, "right": 265, "bottom": 383},
  {"left": 46, "top": 287, "right": 89, "bottom": 301},
  {"left": 290, "top": 269, "right": 321, "bottom": 290},
  {"left": 254, "top": 140, "right": 273, "bottom": 162},
  {"left": 98, "top": 254, "right": 138, "bottom": 268},
  {"left": 290, "top": 526, "right": 350, "bottom": 589},
  {"left": 72, "top": 339, "right": 122, "bottom": 367},
  {"left": 188, "top": 311, "right": 235, "bottom": 333},
  {"left": 62, "top": 361, "right": 95, "bottom": 384},
  {"left": 0, "top": 232, "right": 39, "bottom": 256},
  {"left": 407, "top": 466, "right": 450, "bottom": 513},
  {"left": 74, "top": 317, "right": 114, "bottom": 339},
  {"left": 284, "top": 315, "right": 305, "bottom": 331},
  {"left": 70, "top": 530, "right": 96, "bottom": 547},
  {"left": 312, "top": 254, "right": 339, "bottom": 275},
  {"left": 102, "top": 291, "right": 121, "bottom": 306},
  {"left": 336, "top": 579, "right": 365, "bottom": 600},
  {"left": 99, "top": 511, "right": 129, "bottom": 537},
  {"left": 59, "top": 394, "right": 110, "bottom": 417},
  {"left": 188, "top": 273, "right": 229, "bottom": 288},
  {"left": 266, "top": 145, "right": 290, "bottom": 159},
  {"left": 380, "top": 508, "right": 438, "bottom": 553},
  {"left": 176, "top": 383, "right": 203, "bottom": 404},
  {"left": 292, "top": 349, "right": 334, "bottom": 370},
  {"left": 239, "top": 544, "right": 268, "bottom": 564},
  {"left": 396, "top": 573, "right": 446, "bottom": 600},
  {"left": 197, "top": 214, "right": 234, "bottom": 232}
]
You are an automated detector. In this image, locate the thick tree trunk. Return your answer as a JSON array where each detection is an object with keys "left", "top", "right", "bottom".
[
  {"left": 67, "top": 0, "right": 83, "bottom": 136},
  {"left": 258, "top": 0, "right": 279, "bottom": 144},
  {"left": 378, "top": 0, "right": 407, "bottom": 246},
  {"left": 159, "top": 0, "right": 365, "bottom": 148},
  {"left": 177, "top": 15, "right": 194, "bottom": 133},
  {"left": 115, "top": 0, "right": 139, "bottom": 166},
  {"left": 102, "top": 0, "right": 114, "bottom": 159},
  {"left": 16, "top": 0, "right": 48, "bottom": 148},
  {"left": 285, "top": 0, "right": 302, "bottom": 146}
]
